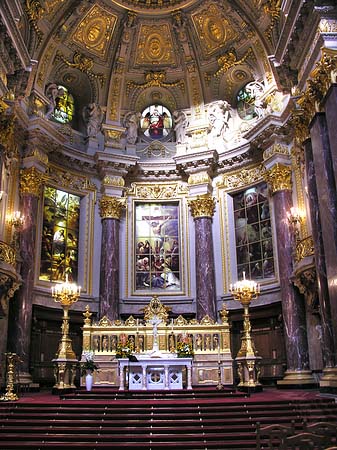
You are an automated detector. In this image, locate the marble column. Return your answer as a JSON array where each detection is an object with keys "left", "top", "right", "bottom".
[
  {"left": 188, "top": 194, "right": 217, "bottom": 321},
  {"left": 303, "top": 139, "right": 336, "bottom": 372},
  {"left": 324, "top": 84, "right": 337, "bottom": 187},
  {"left": 98, "top": 196, "right": 125, "bottom": 320},
  {"left": 265, "top": 164, "right": 314, "bottom": 386},
  {"left": 309, "top": 113, "right": 337, "bottom": 350},
  {"left": 7, "top": 167, "right": 45, "bottom": 384}
]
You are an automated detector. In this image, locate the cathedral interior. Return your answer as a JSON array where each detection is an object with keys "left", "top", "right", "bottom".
[{"left": 1, "top": 0, "right": 337, "bottom": 393}]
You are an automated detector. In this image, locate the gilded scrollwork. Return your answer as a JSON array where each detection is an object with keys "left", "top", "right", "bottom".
[
  {"left": 263, "top": 163, "right": 292, "bottom": 193},
  {"left": 20, "top": 167, "right": 47, "bottom": 197},
  {"left": 191, "top": 3, "right": 237, "bottom": 56},
  {"left": 127, "top": 182, "right": 187, "bottom": 199},
  {"left": 213, "top": 48, "right": 253, "bottom": 78},
  {"left": 72, "top": 5, "right": 117, "bottom": 59},
  {"left": 141, "top": 295, "right": 171, "bottom": 324},
  {"left": 55, "top": 51, "right": 106, "bottom": 87},
  {"left": 217, "top": 165, "right": 264, "bottom": 190},
  {"left": 99, "top": 196, "right": 126, "bottom": 220},
  {"left": 295, "top": 236, "right": 315, "bottom": 263},
  {"left": 135, "top": 24, "right": 176, "bottom": 66},
  {"left": 188, "top": 194, "right": 216, "bottom": 219},
  {"left": 126, "top": 71, "right": 185, "bottom": 96},
  {"left": 0, "top": 241, "right": 16, "bottom": 267}
]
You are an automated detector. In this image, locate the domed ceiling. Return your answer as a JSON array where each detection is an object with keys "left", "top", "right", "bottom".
[{"left": 28, "top": 0, "right": 281, "bottom": 126}]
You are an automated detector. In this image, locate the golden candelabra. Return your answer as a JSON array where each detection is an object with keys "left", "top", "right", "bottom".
[
  {"left": 51, "top": 275, "right": 81, "bottom": 392},
  {"left": 230, "top": 272, "right": 262, "bottom": 390},
  {"left": 51, "top": 274, "right": 81, "bottom": 359},
  {"left": 0, "top": 353, "right": 22, "bottom": 401}
]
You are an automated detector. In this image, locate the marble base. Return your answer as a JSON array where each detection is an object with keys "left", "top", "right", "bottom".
[
  {"left": 319, "top": 367, "right": 337, "bottom": 390},
  {"left": 277, "top": 370, "right": 317, "bottom": 388}
]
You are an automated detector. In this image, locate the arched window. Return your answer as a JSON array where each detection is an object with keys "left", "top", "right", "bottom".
[
  {"left": 40, "top": 187, "right": 80, "bottom": 283},
  {"left": 140, "top": 104, "right": 172, "bottom": 140},
  {"left": 232, "top": 182, "right": 275, "bottom": 281},
  {"left": 52, "top": 85, "right": 75, "bottom": 124},
  {"left": 236, "top": 81, "right": 264, "bottom": 121}
]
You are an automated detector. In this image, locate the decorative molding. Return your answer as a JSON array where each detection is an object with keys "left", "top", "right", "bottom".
[
  {"left": 127, "top": 182, "right": 187, "bottom": 199},
  {"left": 126, "top": 71, "right": 184, "bottom": 96},
  {"left": 19, "top": 166, "right": 46, "bottom": 197},
  {"left": 217, "top": 165, "right": 264, "bottom": 189},
  {"left": 0, "top": 241, "right": 16, "bottom": 267},
  {"left": 55, "top": 51, "right": 106, "bottom": 87},
  {"left": 295, "top": 236, "right": 315, "bottom": 263}
]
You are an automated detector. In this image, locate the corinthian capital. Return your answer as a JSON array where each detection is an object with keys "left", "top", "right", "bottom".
[
  {"left": 264, "top": 163, "right": 292, "bottom": 193},
  {"left": 99, "top": 196, "right": 126, "bottom": 220},
  {"left": 20, "top": 167, "right": 46, "bottom": 197},
  {"left": 188, "top": 194, "right": 216, "bottom": 219}
]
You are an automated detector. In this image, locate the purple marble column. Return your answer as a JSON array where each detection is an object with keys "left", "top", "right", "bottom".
[
  {"left": 324, "top": 84, "right": 337, "bottom": 186},
  {"left": 99, "top": 218, "right": 120, "bottom": 320},
  {"left": 194, "top": 216, "right": 216, "bottom": 321},
  {"left": 273, "top": 189, "right": 309, "bottom": 371},
  {"left": 8, "top": 194, "right": 38, "bottom": 374},
  {"left": 309, "top": 113, "right": 337, "bottom": 350},
  {"left": 304, "top": 138, "right": 336, "bottom": 367}
]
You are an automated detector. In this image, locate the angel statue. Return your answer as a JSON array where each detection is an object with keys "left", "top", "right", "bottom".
[
  {"left": 208, "top": 100, "right": 231, "bottom": 140},
  {"left": 124, "top": 111, "right": 141, "bottom": 145},
  {"left": 45, "top": 83, "right": 65, "bottom": 118},
  {"left": 173, "top": 110, "right": 188, "bottom": 144},
  {"left": 82, "top": 103, "right": 103, "bottom": 138}
]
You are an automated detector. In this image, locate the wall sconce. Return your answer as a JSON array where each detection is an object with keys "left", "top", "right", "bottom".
[
  {"left": 287, "top": 207, "right": 303, "bottom": 242},
  {"left": 9, "top": 211, "right": 25, "bottom": 229}
]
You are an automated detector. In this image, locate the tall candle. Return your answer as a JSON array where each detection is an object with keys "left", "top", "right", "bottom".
[
  {"left": 218, "top": 343, "right": 221, "bottom": 364},
  {"left": 171, "top": 318, "right": 174, "bottom": 333},
  {"left": 136, "top": 319, "right": 139, "bottom": 334}
]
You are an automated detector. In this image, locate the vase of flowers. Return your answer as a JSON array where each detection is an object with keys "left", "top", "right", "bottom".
[
  {"left": 176, "top": 334, "right": 194, "bottom": 358},
  {"left": 80, "top": 351, "right": 99, "bottom": 391}
]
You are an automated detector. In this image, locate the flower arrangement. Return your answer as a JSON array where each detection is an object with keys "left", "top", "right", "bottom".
[
  {"left": 80, "top": 351, "right": 99, "bottom": 375},
  {"left": 176, "top": 334, "right": 194, "bottom": 358},
  {"left": 115, "top": 333, "right": 133, "bottom": 358}
]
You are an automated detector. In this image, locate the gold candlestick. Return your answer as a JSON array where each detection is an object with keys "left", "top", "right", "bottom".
[
  {"left": 51, "top": 275, "right": 81, "bottom": 392},
  {"left": 0, "top": 353, "right": 21, "bottom": 401},
  {"left": 230, "top": 272, "right": 262, "bottom": 390}
]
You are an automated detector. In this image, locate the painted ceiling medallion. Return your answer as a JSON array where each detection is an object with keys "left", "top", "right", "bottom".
[{"left": 109, "top": 0, "right": 197, "bottom": 13}]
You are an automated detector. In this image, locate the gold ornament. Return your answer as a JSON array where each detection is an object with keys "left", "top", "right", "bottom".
[
  {"left": 264, "top": 164, "right": 292, "bottom": 193},
  {"left": 99, "top": 196, "right": 126, "bottom": 220},
  {"left": 20, "top": 167, "right": 46, "bottom": 197},
  {"left": 188, "top": 194, "right": 216, "bottom": 218},
  {"left": 0, "top": 241, "right": 16, "bottom": 266}
]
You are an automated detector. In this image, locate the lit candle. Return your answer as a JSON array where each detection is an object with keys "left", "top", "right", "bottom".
[
  {"left": 136, "top": 318, "right": 139, "bottom": 334},
  {"left": 218, "top": 343, "right": 221, "bottom": 364},
  {"left": 171, "top": 318, "right": 174, "bottom": 333}
]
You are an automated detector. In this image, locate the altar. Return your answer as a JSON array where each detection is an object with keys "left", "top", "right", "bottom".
[{"left": 118, "top": 356, "right": 193, "bottom": 390}]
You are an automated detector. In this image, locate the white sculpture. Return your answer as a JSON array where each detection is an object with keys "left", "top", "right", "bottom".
[
  {"left": 149, "top": 315, "right": 162, "bottom": 353},
  {"left": 82, "top": 103, "right": 103, "bottom": 138},
  {"left": 124, "top": 111, "right": 141, "bottom": 144},
  {"left": 208, "top": 100, "right": 231, "bottom": 140},
  {"left": 45, "top": 83, "right": 65, "bottom": 118},
  {"left": 173, "top": 110, "right": 188, "bottom": 144}
]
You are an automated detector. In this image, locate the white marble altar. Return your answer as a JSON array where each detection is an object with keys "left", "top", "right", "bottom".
[{"left": 118, "top": 355, "right": 193, "bottom": 390}]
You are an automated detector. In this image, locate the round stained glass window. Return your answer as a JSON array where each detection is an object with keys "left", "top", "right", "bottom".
[{"left": 140, "top": 105, "right": 172, "bottom": 140}]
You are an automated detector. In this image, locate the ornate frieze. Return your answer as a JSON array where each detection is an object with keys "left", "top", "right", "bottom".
[
  {"left": 217, "top": 165, "right": 264, "bottom": 190},
  {"left": 263, "top": 143, "right": 290, "bottom": 161},
  {"left": 72, "top": 5, "right": 117, "bottom": 59},
  {"left": 19, "top": 167, "right": 46, "bottom": 197},
  {"left": 126, "top": 71, "right": 184, "bottom": 96},
  {"left": 264, "top": 163, "right": 292, "bottom": 193},
  {"left": 99, "top": 196, "right": 126, "bottom": 220},
  {"left": 102, "top": 175, "right": 125, "bottom": 188},
  {"left": 127, "top": 182, "right": 187, "bottom": 199},
  {"left": 135, "top": 23, "right": 176, "bottom": 66},
  {"left": 188, "top": 172, "right": 211, "bottom": 186},
  {"left": 188, "top": 194, "right": 216, "bottom": 219}
]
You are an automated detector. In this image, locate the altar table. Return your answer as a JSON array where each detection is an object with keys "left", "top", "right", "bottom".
[{"left": 118, "top": 356, "right": 193, "bottom": 390}]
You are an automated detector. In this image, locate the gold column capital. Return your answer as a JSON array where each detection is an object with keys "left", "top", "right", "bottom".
[
  {"left": 188, "top": 194, "right": 216, "bottom": 219},
  {"left": 20, "top": 166, "right": 46, "bottom": 196},
  {"left": 99, "top": 195, "right": 126, "bottom": 220},
  {"left": 263, "top": 163, "right": 292, "bottom": 194}
]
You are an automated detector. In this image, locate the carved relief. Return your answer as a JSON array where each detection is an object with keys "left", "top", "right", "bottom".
[
  {"left": 192, "top": 3, "right": 237, "bottom": 56},
  {"left": 136, "top": 24, "right": 176, "bottom": 66},
  {"left": 72, "top": 5, "right": 117, "bottom": 59}
]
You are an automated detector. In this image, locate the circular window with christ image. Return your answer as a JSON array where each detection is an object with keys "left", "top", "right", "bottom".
[{"left": 140, "top": 104, "right": 172, "bottom": 140}]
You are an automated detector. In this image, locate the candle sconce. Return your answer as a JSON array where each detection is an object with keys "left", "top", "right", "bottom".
[
  {"left": 287, "top": 207, "right": 304, "bottom": 242},
  {"left": 7, "top": 211, "right": 24, "bottom": 258}
]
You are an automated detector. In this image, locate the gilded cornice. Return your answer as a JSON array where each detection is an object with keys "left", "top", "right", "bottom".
[
  {"left": 217, "top": 165, "right": 264, "bottom": 190},
  {"left": 20, "top": 166, "right": 46, "bottom": 197},
  {"left": 263, "top": 143, "right": 290, "bottom": 161},
  {"left": 127, "top": 182, "right": 188, "bottom": 199},
  {"left": 47, "top": 165, "right": 97, "bottom": 193},
  {"left": 99, "top": 195, "right": 126, "bottom": 220},
  {"left": 188, "top": 171, "right": 211, "bottom": 186},
  {"left": 102, "top": 175, "right": 125, "bottom": 188},
  {"left": 263, "top": 163, "right": 292, "bottom": 193},
  {"left": 188, "top": 194, "right": 216, "bottom": 219}
]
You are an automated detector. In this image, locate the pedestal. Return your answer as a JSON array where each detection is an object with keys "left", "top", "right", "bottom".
[
  {"left": 236, "top": 355, "right": 262, "bottom": 392},
  {"left": 52, "top": 358, "right": 78, "bottom": 394}
]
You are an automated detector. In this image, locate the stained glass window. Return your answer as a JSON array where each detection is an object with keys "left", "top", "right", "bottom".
[
  {"left": 140, "top": 104, "right": 172, "bottom": 140},
  {"left": 232, "top": 182, "right": 275, "bottom": 281},
  {"left": 40, "top": 187, "right": 80, "bottom": 283},
  {"left": 135, "top": 202, "right": 180, "bottom": 291},
  {"left": 52, "top": 85, "right": 74, "bottom": 124}
]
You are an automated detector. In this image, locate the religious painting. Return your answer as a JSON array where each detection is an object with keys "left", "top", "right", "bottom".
[
  {"left": 134, "top": 202, "right": 180, "bottom": 292},
  {"left": 232, "top": 182, "right": 275, "bottom": 280},
  {"left": 39, "top": 187, "right": 80, "bottom": 283}
]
